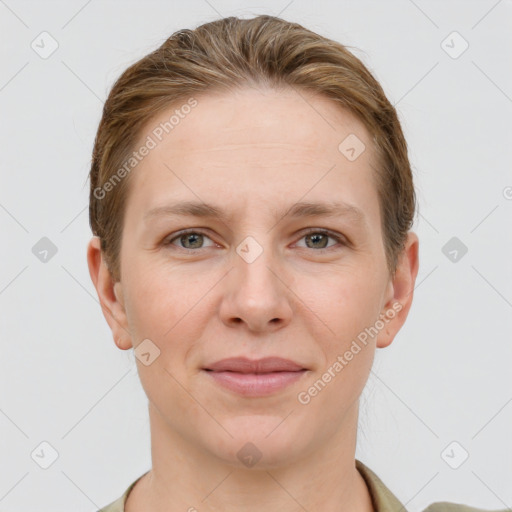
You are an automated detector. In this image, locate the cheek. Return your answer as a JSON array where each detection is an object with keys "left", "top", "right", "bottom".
[
  {"left": 293, "top": 266, "right": 384, "bottom": 343},
  {"left": 123, "top": 263, "right": 218, "bottom": 343}
]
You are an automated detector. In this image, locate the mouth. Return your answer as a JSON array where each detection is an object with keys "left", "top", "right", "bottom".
[{"left": 202, "top": 357, "right": 308, "bottom": 397}]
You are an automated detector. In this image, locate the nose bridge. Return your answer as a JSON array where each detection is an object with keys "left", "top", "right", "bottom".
[{"left": 233, "top": 234, "right": 281, "bottom": 300}]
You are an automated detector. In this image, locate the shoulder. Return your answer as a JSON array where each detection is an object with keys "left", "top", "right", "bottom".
[{"left": 424, "top": 502, "right": 510, "bottom": 512}]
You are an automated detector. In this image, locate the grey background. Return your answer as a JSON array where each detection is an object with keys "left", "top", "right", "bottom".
[{"left": 0, "top": 0, "right": 511, "bottom": 510}]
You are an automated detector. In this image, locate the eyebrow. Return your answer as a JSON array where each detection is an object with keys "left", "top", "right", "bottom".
[{"left": 144, "top": 200, "right": 366, "bottom": 226}]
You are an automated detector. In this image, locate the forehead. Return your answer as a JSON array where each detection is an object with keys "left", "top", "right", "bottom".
[
  {"left": 150, "top": 86, "right": 371, "bottom": 156},
  {"left": 125, "top": 86, "right": 380, "bottom": 225}
]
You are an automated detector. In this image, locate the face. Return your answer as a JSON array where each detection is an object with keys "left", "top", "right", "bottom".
[{"left": 88, "top": 86, "right": 418, "bottom": 469}]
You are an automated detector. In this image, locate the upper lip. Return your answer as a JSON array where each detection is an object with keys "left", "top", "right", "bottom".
[{"left": 204, "top": 357, "right": 306, "bottom": 373}]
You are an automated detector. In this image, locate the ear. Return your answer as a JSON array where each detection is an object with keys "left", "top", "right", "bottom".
[
  {"left": 376, "top": 231, "right": 419, "bottom": 349},
  {"left": 86, "top": 236, "right": 133, "bottom": 350}
]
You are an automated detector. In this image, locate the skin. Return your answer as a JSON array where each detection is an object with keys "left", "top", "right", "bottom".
[{"left": 87, "top": 85, "right": 419, "bottom": 512}]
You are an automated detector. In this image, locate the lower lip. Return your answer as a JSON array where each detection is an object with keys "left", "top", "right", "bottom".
[{"left": 204, "top": 370, "right": 307, "bottom": 397}]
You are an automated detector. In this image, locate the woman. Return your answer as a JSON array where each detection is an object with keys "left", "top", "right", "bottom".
[{"left": 87, "top": 15, "right": 502, "bottom": 512}]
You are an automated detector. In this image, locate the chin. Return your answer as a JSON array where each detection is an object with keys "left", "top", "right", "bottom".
[{"left": 205, "top": 415, "right": 312, "bottom": 469}]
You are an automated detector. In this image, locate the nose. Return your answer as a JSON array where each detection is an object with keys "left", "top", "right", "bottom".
[{"left": 219, "top": 243, "right": 293, "bottom": 333}]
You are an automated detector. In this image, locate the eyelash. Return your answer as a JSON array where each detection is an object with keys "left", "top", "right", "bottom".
[{"left": 164, "top": 228, "right": 347, "bottom": 252}]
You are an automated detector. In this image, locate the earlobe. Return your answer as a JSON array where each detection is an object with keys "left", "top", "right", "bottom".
[
  {"left": 376, "top": 232, "right": 420, "bottom": 349},
  {"left": 86, "top": 236, "right": 133, "bottom": 350}
]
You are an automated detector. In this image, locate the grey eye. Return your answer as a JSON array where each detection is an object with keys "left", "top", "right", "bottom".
[{"left": 304, "top": 232, "right": 330, "bottom": 249}]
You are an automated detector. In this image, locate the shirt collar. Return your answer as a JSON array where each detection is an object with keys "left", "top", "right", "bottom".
[{"left": 356, "top": 459, "right": 408, "bottom": 511}]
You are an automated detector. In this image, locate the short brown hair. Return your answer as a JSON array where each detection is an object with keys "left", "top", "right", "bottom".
[{"left": 89, "top": 15, "right": 416, "bottom": 282}]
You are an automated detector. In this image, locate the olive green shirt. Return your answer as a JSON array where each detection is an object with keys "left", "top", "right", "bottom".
[{"left": 97, "top": 459, "right": 507, "bottom": 512}]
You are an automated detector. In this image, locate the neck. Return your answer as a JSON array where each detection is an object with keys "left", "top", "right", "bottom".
[{"left": 126, "top": 401, "right": 373, "bottom": 512}]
